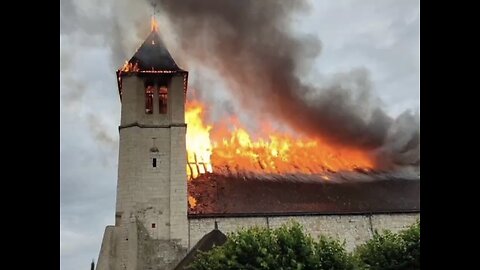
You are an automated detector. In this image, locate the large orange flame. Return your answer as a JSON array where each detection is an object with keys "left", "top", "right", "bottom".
[
  {"left": 186, "top": 101, "right": 214, "bottom": 179},
  {"left": 185, "top": 100, "right": 374, "bottom": 180}
]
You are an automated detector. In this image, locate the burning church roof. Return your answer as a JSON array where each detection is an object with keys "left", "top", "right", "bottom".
[
  {"left": 126, "top": 30, "right": 183, "bottom": 72},
  {"left": 116, "top": 22, "right": 187, "bottom": 98},
  {"left": 188, "top": 173, "right": 420, "bottom": 217},
  {"left": 113, "top": 17, "right": 420, "bottom": 218},
  {"left": 185, "top": 96, "right": 419, "bottom": 217},
  {"left": 117, "top": 27, "right": 185, "bottom": 75}
]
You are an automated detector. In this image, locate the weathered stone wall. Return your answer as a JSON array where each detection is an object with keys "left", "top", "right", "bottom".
[
  {"left": 115, "top": 74, "right": 188, "bottom": 241},
  {"left": 137, "top": 220, "right": 187, "bottom": 270},
  {"left": 188, "top": 213, "right": 419, "bottom": 252},
  {"left": 96, "top": 226, "right": 117, "bottom": 270},
  {"left": 97, "top": 74, "right": 189, "bottom": 270}
]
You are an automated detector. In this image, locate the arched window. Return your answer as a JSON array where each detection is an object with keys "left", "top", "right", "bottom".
[
  {"left": 159, "top": 86, "right": 168, "bottom": 114},
  {"left": 145, "top": 85, "right": 154, "bottom": 114}
]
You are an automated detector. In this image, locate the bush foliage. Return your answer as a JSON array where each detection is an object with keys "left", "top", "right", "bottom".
[
  {"left": 188, "top": 220, "right": 420, "bottom": 270},
  {"left": 355, "top": 220, "right": 420, "bottom": 270}
]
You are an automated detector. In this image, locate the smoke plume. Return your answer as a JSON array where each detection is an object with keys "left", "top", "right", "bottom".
[
  {"left": 61, "top": 0, "right": 419, "bottom": 171},
  {"left": 148, "top": 0, "right": 419, "bottom": 170}
]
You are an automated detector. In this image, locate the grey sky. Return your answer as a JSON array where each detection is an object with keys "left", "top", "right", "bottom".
[{"left": 60, "top": 1, "right": 419, "bottom": 269}]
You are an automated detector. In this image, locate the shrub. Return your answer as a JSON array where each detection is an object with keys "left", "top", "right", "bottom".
[
  {"left": 355, "top": 220, "right": 420, "bottom": 270},
  {"left": 188, "top": 221, "right": 355, "bottom": 270},
  {"left": 188, "top": 220, "right": 420, "bottom": 270}
]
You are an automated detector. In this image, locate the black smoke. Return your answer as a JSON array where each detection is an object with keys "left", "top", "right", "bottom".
[{"left": 148, "top": 0, "right": 419, "bottom": 170}]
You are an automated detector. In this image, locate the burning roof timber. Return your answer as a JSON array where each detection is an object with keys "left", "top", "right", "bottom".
[
  {"left": 116, "top": 29, "right": 187, "bottom": 98},
  {"left": 114, "top": 18, "right": 420, "bottom": 218},
  {"left": 188, "top": 173, "right": 419, "bottom": 217}
]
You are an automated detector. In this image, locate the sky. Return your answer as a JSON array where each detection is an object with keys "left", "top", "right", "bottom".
[{"left": 60, "top": 1, "right": 419, "bottom": 269}]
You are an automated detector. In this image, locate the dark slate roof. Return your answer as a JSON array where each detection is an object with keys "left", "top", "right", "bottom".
[
  {"left": 174, "top": 227, "right": 227, "bottom": 270},
  {"left": 116, "top": 30, "right": 187, "bottom": 98},
  {"left": 127, "top": 30, "right": 183, "bottom": 72},
  {"left": 188, "top": 173, "right": 420, "bottom": 216}
]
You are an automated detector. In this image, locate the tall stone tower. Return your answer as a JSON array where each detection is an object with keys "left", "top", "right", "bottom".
[{"left": 96, "top": 26, "right": 189, "bottom": 270}]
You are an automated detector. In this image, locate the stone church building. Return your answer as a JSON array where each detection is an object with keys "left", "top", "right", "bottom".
[{"left": 95, "top": 28, "right": 419, "bottom": 270}]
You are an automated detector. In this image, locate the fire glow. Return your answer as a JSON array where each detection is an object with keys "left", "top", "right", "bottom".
[
  {"left": 185, "top": 101, "right": 374, "bottom": 180},
  {"left": 118, "top": 17, "right": 376, "bottom": 181},
  {"left": 151, "top": 15, "right": 159, "bottom": 32}
]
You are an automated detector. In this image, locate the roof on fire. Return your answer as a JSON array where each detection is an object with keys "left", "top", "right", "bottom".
[
  {"left": 188, "top": 174, "right": 420, "bottom": 217},
  {"left": 128, "top": 30, "right": 184, "bottom": 72}
]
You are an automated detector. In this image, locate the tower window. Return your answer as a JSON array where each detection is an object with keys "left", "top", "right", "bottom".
[
  {"left": 145, "top": 85, "right": 154, "bottom": 114},
  {"left": 151, "top": 223, "right": 156, "bottom": 228},
  {"left": 152, "top": 158, "right": 157, "bottom": 167},
  {"left": 159, "top": 86, "right": 168, "bottom": 114}
]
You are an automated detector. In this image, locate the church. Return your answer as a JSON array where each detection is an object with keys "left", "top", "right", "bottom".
[{"left": 95, "top": 25, "right": 419, "bottom": 270}]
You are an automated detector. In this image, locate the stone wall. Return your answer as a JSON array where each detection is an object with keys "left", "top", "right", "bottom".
[
  {"left": 188, "top": 213, "right": 419, "bottom": 252},
  {"left": 97, "top": 74, "right": 189, "bottom": 270}
]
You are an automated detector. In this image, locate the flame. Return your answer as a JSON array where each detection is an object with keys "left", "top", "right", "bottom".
[
  {"left": 120, "top": 61, "right": 140, "bottom": 73},
  {"left": 188, "top": 195, "right": 197, "bottom": 209},
  {"left": 186, "top": 101, "right": 213, "bottom": 179},
  {"left": 151, "top": 16, "right": 159, "bottom": 32},
  {"left": 185, "top": 100, "right": 374, "bottom": 180}
]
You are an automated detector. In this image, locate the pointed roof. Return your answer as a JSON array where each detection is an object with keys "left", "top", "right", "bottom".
[
  {"left": 174, "top": 228, "right": 227, "bottom": 269},
  {"left": 126, "top": 30, "right": 183, "bottom": 72},
  {"left": 116, "top": 29, "right": 188, "bottom": 98}
]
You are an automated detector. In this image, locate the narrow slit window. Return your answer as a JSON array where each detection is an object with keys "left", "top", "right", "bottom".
[
  {"left": 152, "top": 158, "right": 157, "bottom": 167},
  {"left": 145, "top": 85, "right": 154, "bottom": 114},
  {"left": 159, "top": 86, "right": 168, "bottom": 114}
]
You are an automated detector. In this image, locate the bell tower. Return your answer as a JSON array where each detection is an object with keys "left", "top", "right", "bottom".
[{"left": 96, "top": 22, "right": 189, "bottom": 270}]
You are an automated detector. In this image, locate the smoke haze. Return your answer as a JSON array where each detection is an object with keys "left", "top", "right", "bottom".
[{"left": 148, "top": 0, "right": 419, "bottom": 170}]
